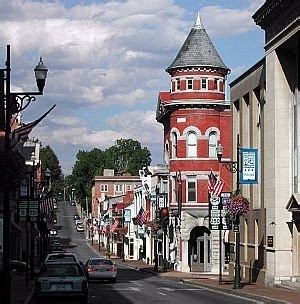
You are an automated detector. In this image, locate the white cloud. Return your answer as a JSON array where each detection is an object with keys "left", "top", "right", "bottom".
[{"left": 0, "top": 0, "right": 264, "bottom": 173}]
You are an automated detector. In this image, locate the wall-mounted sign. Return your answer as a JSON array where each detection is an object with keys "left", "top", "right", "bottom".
[
  {"left": 240, "top": 148, "right": 258, "bottom": 184},
  {"left": 267, "top": 236, "right": 274, "bottom": 247},
  {"left": 124, "top": 209, "right": 131, "bottom": 223}
]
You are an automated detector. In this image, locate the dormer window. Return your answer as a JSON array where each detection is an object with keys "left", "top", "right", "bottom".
[
  {"left": 187, "top": 78, "right": 193, "bottom": 90},
  {"left": 201, "top": 78, "right": 208, "bottom": 90}
]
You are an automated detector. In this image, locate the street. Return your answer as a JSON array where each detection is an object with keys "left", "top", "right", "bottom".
[{"left": 31, "top": 201, "right": 262, "bottom": 304}]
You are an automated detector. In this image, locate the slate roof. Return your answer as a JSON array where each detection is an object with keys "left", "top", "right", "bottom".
[{"left": 166, "top": 14, "right": 230, "bottom": 73}]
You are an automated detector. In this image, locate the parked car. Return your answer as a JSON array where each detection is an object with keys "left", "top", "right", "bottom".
[
  {"left": 49, "top": 229, "right": 58, "bottom": 236},
  {"left": 49, "top": 243, "right": 65, "bottom": 253},
  {"left": 45, "top": 253, "right": 79, "bottom": 264},
  {"left": 71, "top": 201, "right": 76, "bottom": 206},
  {"left": 84, "top": 258, "right": 117, "bottom": 283},
  {"left": 74, "top": 214, "right": 80, "bottom": 220},
  {"left": 34, "top": 262, "right": 88, "bottom": 304},
  {"left": 76, "top": 224, "right": 84, "bottom": 232},
  {"left": 10, "top": 260, "right": 30, "bottom": 274},
  {"left": 75, "top": 219, "right": 83, "bottom": 226}
]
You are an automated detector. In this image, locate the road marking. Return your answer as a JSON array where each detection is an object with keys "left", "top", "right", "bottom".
[
  {"left": 130, "top": 281, "right": 143, "bottom": 286},
  {"left": 157, "top": 292, "right": 166, "bottom": 296},
  {"left": 158, "top": 287, "right": 204, "bottom": 292}
]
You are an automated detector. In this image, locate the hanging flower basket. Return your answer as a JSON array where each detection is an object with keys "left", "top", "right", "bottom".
[
  {"left": 226, "top": 193, "right": 250, "bottom": 217},
  {"left": 145, "top": 220, "right": 161, "bottom": 233},
  {"left": 0, "top": 150, "right": 25, "bottom": 189}
]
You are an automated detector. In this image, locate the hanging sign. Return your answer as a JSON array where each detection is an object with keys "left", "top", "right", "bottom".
[
  {"left": 240, "top": 148, "right": 258, "bottom": 184},
  {"left": 124, "top": 209, "right": 131, "bottom": 223}
]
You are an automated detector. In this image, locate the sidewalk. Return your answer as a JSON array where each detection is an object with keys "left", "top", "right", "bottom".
[
  {"left": 89, "top": 241, "right": 300, "bottom": 304},
  {"left": 11, "top": 274, "right": 35, "bottom": 304}
]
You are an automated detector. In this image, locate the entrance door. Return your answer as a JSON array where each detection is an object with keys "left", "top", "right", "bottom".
[{"left": 191, "top": 233, "right": 211, "bottom": 272}]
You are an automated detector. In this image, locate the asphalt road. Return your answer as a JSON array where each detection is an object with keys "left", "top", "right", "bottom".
[{"left": 36, "top": 201, "right": 262, "bottom": 304}]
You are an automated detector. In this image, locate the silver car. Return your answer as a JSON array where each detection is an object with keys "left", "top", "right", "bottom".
[
  {"left": 35, "top": 262, "right": 88, "bottom": 304},
  {"left": 84, "top": 258, "right": 117, "bottom": 283}
]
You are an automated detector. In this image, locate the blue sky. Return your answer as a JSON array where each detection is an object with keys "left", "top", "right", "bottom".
[{"left": 0, "top": 0, "right": 265, "bottom": 174}]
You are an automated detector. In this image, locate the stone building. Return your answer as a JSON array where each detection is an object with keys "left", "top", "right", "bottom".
[
  {"left": 156, "top": 13, "right": 231, "bottom": 273},
  {"left": 229, "top": 0, "right": 300, "bottom": 285}
]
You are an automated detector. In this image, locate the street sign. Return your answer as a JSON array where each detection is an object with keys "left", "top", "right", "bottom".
[
  {"left": 29, "top": 200, "right": 39, "bottom": 222},
  {"left": 209, "top": 193, "right": 231, "bottom": 230},
  {"left": 124, "top": 209, "right": 131, "bottom": 223},
  {"left": 18, "top": 200, "right": 28, "bottom": 222}
]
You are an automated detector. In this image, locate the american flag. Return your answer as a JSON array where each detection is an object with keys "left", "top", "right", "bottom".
[
  {"left": 135, "top": 206, "right": 148, "bottom": 226},
  {"left": 208, "top": 171, "right": 224, "bottom": 197},
  {"left": 40, "top": 197, "right": 54, "bottom": 214},
  {"left": 110, "top": 219, "right": 119, "bottom": 233},
  {"left": 11, "top": 105, "right": 56, "bottom": 142}
]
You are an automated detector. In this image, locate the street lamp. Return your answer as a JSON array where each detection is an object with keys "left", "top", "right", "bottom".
[
  {"left": 0, "top": 45, "right": 48, "bottom": 304},
  {"left": 216, "top": 134, "right": 241, "bottom": 289}
]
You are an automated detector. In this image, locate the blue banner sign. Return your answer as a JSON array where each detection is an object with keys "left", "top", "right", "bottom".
[
  {"left": 240, "top": 148, "right": 258, "bottom": 184},
  {"left": 124, "top": 209, "right": 131, "bottom": 223}
]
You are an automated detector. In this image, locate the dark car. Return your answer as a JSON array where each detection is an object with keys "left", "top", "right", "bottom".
[
  {"left": 71, "top": 201, "right": 76, "bottom": 206},
  {"left": 74, "top": 214, "right": 80, "bottom": 220},
  {"left": 10, "top": 260, "right": 30, "bottom": 274}
]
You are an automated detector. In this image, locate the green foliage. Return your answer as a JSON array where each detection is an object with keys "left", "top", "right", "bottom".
[
  {"left": 68, "top": 139, "right": 151, "bottom": 211},
  {"left": 106, "top": 138, "right": 151, "bottom": 175},
  {"left": 40, "top": 145, "right": 63, "bottom": 197}
]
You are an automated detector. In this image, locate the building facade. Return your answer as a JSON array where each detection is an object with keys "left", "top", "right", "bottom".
[
  {"left": 229, "top": 0, "right": 300, "bottom": 285},
  {"left": 156, "top": 14, "right": 232, "bottom": 273}
]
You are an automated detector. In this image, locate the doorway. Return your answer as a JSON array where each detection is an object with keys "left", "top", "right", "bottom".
[{"left": 189, "top": 226, "right": 211, "bottom": 272}]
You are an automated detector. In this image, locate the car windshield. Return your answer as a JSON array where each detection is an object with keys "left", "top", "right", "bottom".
[
  {"left": 39, "top": 264, "right": 83, "bottom": 277},
  {"left": 90, "top": 259, "right": 113, "bottom": 266}
]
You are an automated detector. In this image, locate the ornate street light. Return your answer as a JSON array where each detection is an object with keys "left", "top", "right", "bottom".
[
  {"left": 0, "top": 45, "right": 48, "bottom": 304},
  {"left": 216, "top": 134, "right": 241, "bottom": 289}
]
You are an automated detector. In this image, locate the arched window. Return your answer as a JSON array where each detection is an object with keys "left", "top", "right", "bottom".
[
  {"left": 172, "top": 132, "right": 178, "bottom": 158},
  {"left": 208, "top": 131, "right": 217, "bottom": 158},
  {"left": 187, "top": 132, "right": 197, "bottom": 157}
]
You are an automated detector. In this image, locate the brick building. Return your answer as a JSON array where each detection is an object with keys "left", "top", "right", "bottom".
[{"left": 156, "top": 14, "right": 232, "bottom": 273}]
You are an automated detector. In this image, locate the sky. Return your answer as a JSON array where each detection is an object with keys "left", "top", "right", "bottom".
[{"left": 0, "top": 0, "right": 265, "bottom": 174}]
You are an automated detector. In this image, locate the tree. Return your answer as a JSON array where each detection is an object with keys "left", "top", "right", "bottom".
[
  {"left": 40, "top": 145, "right": 63, "bottom": 197},
  {"left": 105, "top": 138, "right": 151, "bottom": 175}
]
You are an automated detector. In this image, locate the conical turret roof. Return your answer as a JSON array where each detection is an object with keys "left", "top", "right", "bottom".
[{"left": 166, "top": 13, "right": 229, "bottom": 73}]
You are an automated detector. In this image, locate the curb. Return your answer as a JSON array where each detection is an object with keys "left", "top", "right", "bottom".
[
  {"left": 24, "top": 287, "right": 35, "bottom": 304},
  {"left": 181, "top": 279, "right": 288, "bottom": 304}
]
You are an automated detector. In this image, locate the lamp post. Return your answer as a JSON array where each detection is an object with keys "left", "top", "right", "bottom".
[
  {"left": 216, "top": 134, "right": 241, "bottom": 289},
  {"left": 0, "top": 45, "right": 48, "bottom": 304}
]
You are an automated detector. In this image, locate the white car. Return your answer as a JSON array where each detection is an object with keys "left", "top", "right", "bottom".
[
  {"left": 35, "top": 262, "right": 88, "bottom": 304},
  {"left": 84, "top": 258, "right": 117, "bottom": 283},
  {"left": 75, "top": 219, "right": 83, "bottom": 226},
  {"left": 76, "top": 224, "right": 84, "bottom": 232},
  {"left": 45, "top": 253, "right": 79, "bottom": 264}
]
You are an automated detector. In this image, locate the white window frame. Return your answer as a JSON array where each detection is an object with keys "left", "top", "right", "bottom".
[
  {"left": 187, "top": 132, "right": 197, "bottom": 158},
  {"left": 208, "top": 131, "right": 217, "bottom": 158},
  {"left": 172, "top": 132, "right": 178, "bottom": 158},
  {"left": 187, "top": 176, "right": 196, "bottom": 202},
  {"left": 115, "top": 184, "right": 123, "bottom": 193},
  {"left": 126, "top": 184, "right": 131, "bottom": 191},
  {"left": 176, "top": 78, "right": 180, "bottom": 91},
  {"left": 187, "top": 78, "right": 193, "bottom": 90},
  {"left": 100, "top": 184, "right": 108, "bottom": 192},
  {"left": 201, "top": 78, "right": 208, "bottom": 90}
]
